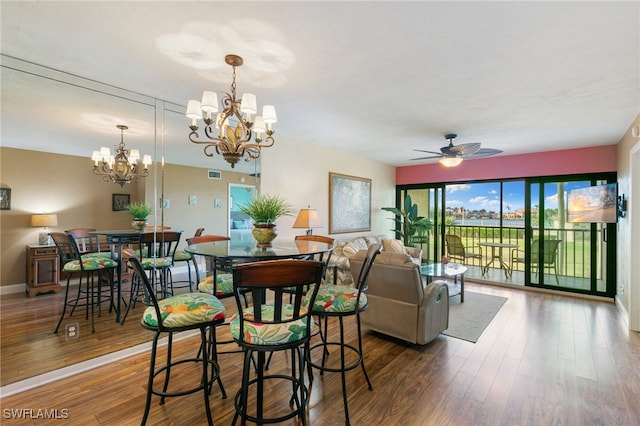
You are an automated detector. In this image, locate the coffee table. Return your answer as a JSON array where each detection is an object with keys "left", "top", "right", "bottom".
[{"left": 421, "top": 262, "right": 468, "bottom": 303}]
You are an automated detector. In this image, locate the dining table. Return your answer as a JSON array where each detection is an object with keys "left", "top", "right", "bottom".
[{"left": 185, "top": 238, "right": 334, "bottom": 284}]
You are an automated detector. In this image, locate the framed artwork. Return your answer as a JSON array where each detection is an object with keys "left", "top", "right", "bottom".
[
  {"left": 112, "top": 193, "right": 130, "bottom": 211},
  {"left": 329, "top": 172, "right": 371, "bottom": 234},
  {"left": 0, "top": 188, "right": 11, "bottom": 210}
]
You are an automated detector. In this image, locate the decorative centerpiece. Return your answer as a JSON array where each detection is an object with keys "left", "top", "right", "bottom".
[
  {"left": 238, "top": 194, "right": 293, "bottom": 247},
  {"left": 126, "top": 201, "right": 152, "bottom": 230}
]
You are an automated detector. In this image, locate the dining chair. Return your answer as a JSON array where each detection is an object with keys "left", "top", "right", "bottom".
[
  {"left": 186, "top": 235, "right": 234, "bottom": 299},
  {"left": 50, "top": 232, "right": 118, "bottom": 334},
  {"left": 65, "top": 228, "right": 110, "bottom": 258},
  {"left": 187, "top": 234, "right": 248, "bottom": 358},
  {"left": 172, "top": 227, "right": 206, "bottom": 292},
  {"left": 265, "top": 234, "right": 335, "bottom": 371},
  {"left": 294, "top": 234, "right": 335, "bottom": 281},
  {"left": 129, "top": 256, "right": 226, "bottom": 426},
  {"left": 120, "top": 231, "right": 182, "bottom": 324},
  {"left": 230, "top": 259, "right": 324, "bottom": 426},
  {"left": 307, "top": 243, "right": 381, "bottom": 425}
]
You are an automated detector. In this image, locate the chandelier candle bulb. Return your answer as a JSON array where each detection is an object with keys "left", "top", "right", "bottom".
[{"left": 253, "top": 116, "right": 265, "bottom": 136}]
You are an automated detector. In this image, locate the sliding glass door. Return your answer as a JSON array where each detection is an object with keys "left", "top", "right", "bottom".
[
  {"left": 396, "top": 172, "right": 616, "bottom": 298},
  {"left": 526, "top": 177, "right": 616, "bottom": 296}
]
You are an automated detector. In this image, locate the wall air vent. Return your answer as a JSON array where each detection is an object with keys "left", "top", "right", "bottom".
[{"left": 208, "top": 170, "right": 222, "bottom": 180}]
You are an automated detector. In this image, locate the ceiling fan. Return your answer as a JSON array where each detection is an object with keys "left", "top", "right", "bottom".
[{"left": 411, "top": 134, "right": 503, "bottom": 167}]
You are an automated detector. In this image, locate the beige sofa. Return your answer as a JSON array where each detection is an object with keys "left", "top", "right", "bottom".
[
  {"left": 326, "top": 235, "right": 422, "bottom": 286},
  {"left": 350, "top": 250, "right": 449, "bottom": 345}
]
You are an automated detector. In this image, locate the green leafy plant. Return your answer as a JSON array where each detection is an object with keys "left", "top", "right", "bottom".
[
  {"left": 382, "top": 194, "right": 432, "bottom": 246},
  {"left": 125, "top": 202, "right": 152, "bottom": 219},
  {"left": 238, "top": 194, "right": 293, "bottom": 224}
]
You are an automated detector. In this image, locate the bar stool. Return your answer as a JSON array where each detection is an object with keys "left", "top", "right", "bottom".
[
  {"left": 230, "top": 259, "right": 324, "bottom": 426},
  {"left": 172, "top": 227, "right": 205, "bottom": 292},
  {"left": 129, "top": 256, "right": 226, "bottom": 425},
  {"left": 120, "top": 231, "right": 182, "bottom": 324},
  {"left": 308, "top": 243, "right": 381, "bottom": 425},
  {"left": 50, "top": 232, "right": 117, "bottom": 334}
]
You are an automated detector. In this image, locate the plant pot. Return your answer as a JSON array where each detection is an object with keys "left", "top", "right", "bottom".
[
  {"left": 131, "top": 218, "right": 147, "bottom": 231},
  {"left": 252, "top": 223, "right": 278, "bottom": 247}
]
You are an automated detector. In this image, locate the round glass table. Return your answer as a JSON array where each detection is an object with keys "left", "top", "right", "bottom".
[
  {"left": 185, "top": 239, "right": 333, "bottom": 261},
  {"left": 185, "top": 239, "right": 334, "bottom": 281},
  {"left": 421, "top": 262, "right": 468, "bottom": 303}
]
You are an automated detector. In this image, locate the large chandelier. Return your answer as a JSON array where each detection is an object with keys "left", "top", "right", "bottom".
[
  {"left": 91, "top": 125, "right": 152, "bottom": 187},
  {"left": 186, "top": 54, "right": 276, "bottom": 168}
]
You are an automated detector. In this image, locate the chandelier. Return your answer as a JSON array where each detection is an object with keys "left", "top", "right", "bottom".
[
  {"left": 91, "top": 125, "right": 152, "bottom": 187},
  {"left": 186, "top": 54, "right": 276, "bottom": 168}
]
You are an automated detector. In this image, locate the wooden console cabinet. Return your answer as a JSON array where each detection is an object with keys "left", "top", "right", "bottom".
[{"left": 26, "top": 245, "right": 61, "bottom": 297}]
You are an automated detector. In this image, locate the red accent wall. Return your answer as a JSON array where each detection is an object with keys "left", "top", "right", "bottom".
[{"left": 396, "top": 145, "right": 617, "bottom": 185}]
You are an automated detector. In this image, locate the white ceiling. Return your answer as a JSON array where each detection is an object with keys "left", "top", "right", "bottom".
[{"left": 1, "top": 1, "right": 638, "bottom": 173}]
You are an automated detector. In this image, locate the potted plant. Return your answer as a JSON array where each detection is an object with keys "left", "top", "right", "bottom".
[
  {"left": 382, "top": 194, "right": 432, "bottom": 246},
  {"left": 126, "top": 201, "right": 152, "bottom": 230},
  {"left": 238, "top": 194, "right": 293, "bottom": 247}
]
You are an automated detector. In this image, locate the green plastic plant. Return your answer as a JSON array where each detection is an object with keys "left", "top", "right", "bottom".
[
  {"left": 126, "top": 202, "right": 152, "bottom": 219},
  {"left": 382, "top": 194, "right": 432, "bottom": 246},
  {"left": 238, "top": 194, "right": 293, "bottom": 224}
]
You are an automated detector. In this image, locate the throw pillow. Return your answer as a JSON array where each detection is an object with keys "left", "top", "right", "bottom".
[
  {"left": 342, "top": 242, "right": 361, "bottom": 258},
  {"left": 382, "top": 238, "right": 405, "bottom": 254}
]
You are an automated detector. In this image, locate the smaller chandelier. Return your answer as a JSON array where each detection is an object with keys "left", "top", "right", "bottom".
[
  {"left": 91, "top": 125, "right": 152, "bottom": 187},
  {"left": 186, "top": 54, "right": 276, "bottom": 168}
]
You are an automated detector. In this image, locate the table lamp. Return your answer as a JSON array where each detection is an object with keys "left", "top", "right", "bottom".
[
  {"left": 292, "top": 206, "right": 322, "bottom": 235},
  {"left": 31, "top": 213, "right": 58, "bottom": 245}
]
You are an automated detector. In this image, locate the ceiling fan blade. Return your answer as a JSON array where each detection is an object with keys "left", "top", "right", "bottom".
[
  {"left": 450, "top": 143, "right": 481, "bottom": 156},
  {"left": 462, "top": 148, "right": 503, "bottom": 159},
  {"left": 413, "top": 149, "right": 444, "bottom": 156},
  {"left": 410, "top": 155, "right": 443, "bottom": 160}
]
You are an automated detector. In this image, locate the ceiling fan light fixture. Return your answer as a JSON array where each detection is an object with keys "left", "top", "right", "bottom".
[{"left": 439, "top": 157, "right": 463, "bottom": 167}]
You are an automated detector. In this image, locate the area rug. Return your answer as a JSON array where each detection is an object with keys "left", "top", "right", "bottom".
[{"left": 442, "top": 291, "right": 507, "bottom": 343}]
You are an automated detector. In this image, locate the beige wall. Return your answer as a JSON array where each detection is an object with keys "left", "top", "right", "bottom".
[
  {"left": 259, "top": 134, "right": 396, "bottom": 242},
  {"left": 615, "top": 113, "right": 640, "bottom": 330}
]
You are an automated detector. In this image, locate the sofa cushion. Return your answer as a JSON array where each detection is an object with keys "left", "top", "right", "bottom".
[
  {"left": 342, "top": 237, "right": 369, "bottom": 258},
  {"left": 373, "top": 251, "right": 416, "bottom": 268},
  {"left": 382, "top": 238, "right": 405, "bottom": 254}
]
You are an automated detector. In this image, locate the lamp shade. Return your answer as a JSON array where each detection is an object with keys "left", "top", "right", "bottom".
[
  {"left": 293, "top": 208, "right": 322, "bottom": 235},
  {"left": 31, "top": 213, "right": 58, "bottom": 227}
]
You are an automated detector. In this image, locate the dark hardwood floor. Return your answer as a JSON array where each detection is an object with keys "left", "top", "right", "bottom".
[{"left": 1, "top": 282, "right": 639, "bottom": 425}]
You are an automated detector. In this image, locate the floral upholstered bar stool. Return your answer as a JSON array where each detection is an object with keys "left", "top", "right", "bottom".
[
  {"left": 129, "top": 256, "right": 226, "bottom": 425},
  {"left": 50, "top": 232, "right": 118, "bottom": 334},
  {"left": 230, "top": 259, "right": 324, "bottom": 425},
  {"left": 308, "top": 243, "right": 381, "bottom": 425}
]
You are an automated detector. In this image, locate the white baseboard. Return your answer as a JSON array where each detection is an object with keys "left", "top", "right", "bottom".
[
  {"left": 1, "top": 264, "right": 197, "bottom": 296},
  {"left": 0, "top": 283, "right": 27, "bottom": 296}
]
